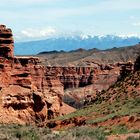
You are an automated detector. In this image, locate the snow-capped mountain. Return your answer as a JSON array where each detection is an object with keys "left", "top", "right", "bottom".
[{"left": 14, "top": 35, "right": 140, "bottom": 55}]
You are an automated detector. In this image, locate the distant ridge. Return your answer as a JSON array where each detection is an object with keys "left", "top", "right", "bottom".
[
  {"left": 38, "top": 44, "right": 140, "bottom": 66},
  {"left": 38, "top": 50, "right": 66, "bottom": 55}
]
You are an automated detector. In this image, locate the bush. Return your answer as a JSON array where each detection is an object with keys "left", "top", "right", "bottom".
[
  {"left": 111, "top": 125, "right": 128, "bottom": 135},
  {"left": 56, "top": 126, "right": 106, "bottom": 140},
  {"left": 127, "top": 136, "right": 140, "bottom": 140},
  {"left": 14, "top": 126, "right": 39, "bottom": 140}
]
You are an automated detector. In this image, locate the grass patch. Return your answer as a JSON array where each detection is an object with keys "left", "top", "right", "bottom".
[
  {"left": 0, "top": 124, "right": 107, "bottom": 140},
  {"left": 56, "top": 126, "right": 107, "bottom": 140},
  {"left": 55, "top": 98, "right": 140, "bottom": 126},
  {"left": 86, "top": 113, "right": 117, "bottom": 124},
  {"left": 0, "top": 124, "right": 53, "bottom": 140},
  {"left": 86, "top": 98, "right": 140, "bottom": 125},
  {"left": 54, "top": 104, "right": 99, "bottom": 121},
  {"left": 110, "top": 124, "right": 128, "bottom": 135},
  {"left": 0, "top": 124, "right": 138, "bottom": 140}
]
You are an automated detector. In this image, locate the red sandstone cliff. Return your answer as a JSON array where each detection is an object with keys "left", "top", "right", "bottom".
[
  {"left": 44, "top": 64, "right": 121, "bottom": 109},
  {"left": 45, "top": 63, "right": 121, "bottom": 92},
  {"left": 0, "top": 25, "right": 68, "bottom": 124},
  {"left": 46, "top": 67, "right": 94, "bottom": 89},
  {"left": 48, "top": 62, "right": 133, "bottom": 108}
]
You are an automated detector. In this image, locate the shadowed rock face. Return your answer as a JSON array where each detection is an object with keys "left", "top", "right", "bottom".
[
  {"left": 0, "top": 25, "right": 66, "bottom": 125},
  {"left": 134, "top": 55, "right": 140, "bottom": 71},
  {"left": 46, "top": 67, "right": 94, "bottom": 89}
]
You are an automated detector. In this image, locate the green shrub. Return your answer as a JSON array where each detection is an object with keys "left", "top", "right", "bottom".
[
  {"left": 130, "top": 129, "right": 140, "bottom": 133},
  {"left": 111, "top": 125, "right": 128, "bottom": 134},
  {"left": 57, "top": 126, "right": 106, "bottom": 140},
  {"left": 14, "top": 127, "right": 39, "bottom": 140},
  {"left": 127, "top": 136, "right": 140, "bottom": 140}
]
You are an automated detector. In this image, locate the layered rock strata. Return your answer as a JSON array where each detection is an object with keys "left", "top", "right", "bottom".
[
  {"left": 46, "top": 67, "right": 94, "bottom": 89},
  {"left": 0, "top": 25, "right": 65, "bottom": 124},
  {"left": 46, "top": 63, "right": 121, "bottom": 92}
]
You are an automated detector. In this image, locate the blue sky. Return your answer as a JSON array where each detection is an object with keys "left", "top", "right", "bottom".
[{"left": 1, "top": 0, "right": 140, "bottom": 42}]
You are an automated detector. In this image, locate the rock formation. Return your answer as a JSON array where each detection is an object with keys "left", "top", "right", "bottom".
[
  {"left": 85, "top": 59, "right": 139, "bottom": 105},
  {"left": 46, "top": 67, "right": 94, "bottom": 89},
  {"left": 45, "top": 63, "right": 122, "bottom": 92},
  {"left": 118, "top": 61, "right": 134, "bottom": 79},
  {"left": 0, "top": 25, "right": 14, "bottom": 58},
  {"left": 0, "top": 25, "right": 66, "bottom": 124},
  {"left": 134, "top": 55, "right": 140, "bottom": 71},
  {"left": 44, "top": 63, "right": 123, "bottom": 109}
]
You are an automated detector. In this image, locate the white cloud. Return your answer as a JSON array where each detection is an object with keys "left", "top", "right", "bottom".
[
  {"left": 132, "top": 22, "right": 140, "bottom": 26},
  {"left": 118, "top": 34, "right": 140, "bottom": 38},
  {"left": 15, "top": 27, "right": 57, "bottom": 41},
  {"left": 129, "top": 16, "right": 139, "bottom": 20}
]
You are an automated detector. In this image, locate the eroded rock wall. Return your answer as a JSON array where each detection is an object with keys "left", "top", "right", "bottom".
[
  {"left": 45, "top": 64, "right": 121, "bottom": 92},
  {"left": 0, "top": 25, "right": 64, "bottom": 124},
  {"left": 46, "top": 67, "right": 94, "bottom": 89}
]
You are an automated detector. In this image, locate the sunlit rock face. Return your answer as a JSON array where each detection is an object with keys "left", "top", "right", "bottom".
[{"left": 0, "top": 25, "right": 65, "bottom": 124}]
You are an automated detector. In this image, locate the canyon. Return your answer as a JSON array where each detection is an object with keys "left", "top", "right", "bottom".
[
  {"left": 0, "top": 24, "right": 140, "bottom": 140},
  {"left": 45, "top": 51, "right": 140, "bottom": 135},
  {"left": 0, "top": 24, "right": 137, "bottom": 126}
]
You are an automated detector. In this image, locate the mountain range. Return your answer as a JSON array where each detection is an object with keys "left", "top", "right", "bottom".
[
  {"left": 38, "top": 43, "right": 140, "bottom": 67},
  {"left": 14, "top": 35, "right": 140, "bottom": 55}
]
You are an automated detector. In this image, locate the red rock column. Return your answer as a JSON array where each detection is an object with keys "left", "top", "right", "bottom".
[{"left": 0, "top": 25, "right": 14, "bottom": 58}]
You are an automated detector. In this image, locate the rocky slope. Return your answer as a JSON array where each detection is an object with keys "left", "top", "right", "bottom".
[
  {"left": 0, "top": 25, "right": 75, "bottom": 125},
  {"left": 94, "top": 56, "right": 140, "bottom": 104}
]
